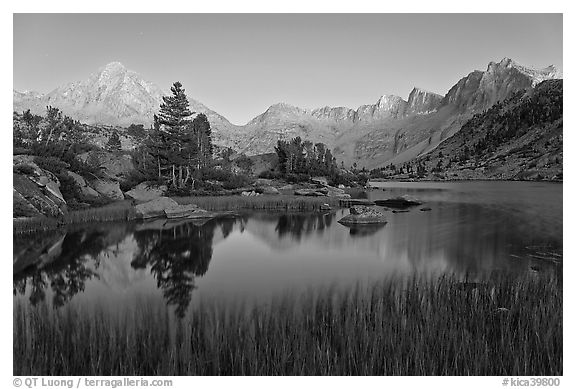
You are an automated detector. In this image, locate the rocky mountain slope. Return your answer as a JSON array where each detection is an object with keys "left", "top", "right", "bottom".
[
  {"left": 13, "top": 62, "right": 242, "bottom": 146},
  {"left": 14, "top": 58, "right": 561, "bottom": 168},
  {"left": 411, "top": 79, "right": 563, "bottom": 181},
  {"left": 236, "top": 58, "right": 560, "bottom": 168}
]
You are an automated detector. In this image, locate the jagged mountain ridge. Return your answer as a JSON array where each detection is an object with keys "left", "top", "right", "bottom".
[
  {"left": 346, "top": 58, "right": 561, "bottom": 168},
  {"left": 412, "top": 79, "right": 563, "bottom": 181},
  {"left": 407, "top": 88, "right": 444, "bottom": 115},
  {"left": 441, "top": 58, "right": 561, "bottom": 112},
  {"left": 238, "top": 90, "right": 445, "bottom": 157},
  {"left": 14, "top": 58, "right": 560, "bottom": 168},
  {"left": 237, "top": 58, "right": 559, "bottom": 167}
]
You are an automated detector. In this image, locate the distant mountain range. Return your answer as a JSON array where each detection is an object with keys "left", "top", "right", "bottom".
[{"left": 13, "top": 58, "right": 561, "bottom": 168}]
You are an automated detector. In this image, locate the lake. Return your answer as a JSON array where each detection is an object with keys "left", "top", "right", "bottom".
[{"left": 13, "top": 181, "right": 562, "bottom": 319}]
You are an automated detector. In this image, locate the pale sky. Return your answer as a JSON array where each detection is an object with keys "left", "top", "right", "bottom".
[{"left": 13, "top": 14, "right": 562, "bottom": 125}]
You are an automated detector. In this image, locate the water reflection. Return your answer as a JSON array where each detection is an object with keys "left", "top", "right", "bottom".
[
  {"left": 13, "top": 228, "right": 118, "bottom": 307},
  {"left": 275, "top": 213, "right": 333, "bottom": 240},
  {"left": 131, "top": 221, "right": 215, "bottom": 317},
  {"left": 14, "top": 218, "right": 245, "bottom": 318},
  {"left": 14, "top": 182, "right": 562, "bottom": 315},
  {"left": 348, "top": 224, "right": 386, "bottom": 237}
]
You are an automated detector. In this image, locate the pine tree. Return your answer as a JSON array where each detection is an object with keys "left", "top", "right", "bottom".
[
  {"left": 156, "top": 82, "right": 193, "bottom": 130},
  {"left": 324, "top": 149, "right": 336, "bottom": 174},
  {"left": 275, "top": 140, "right": 289, "bottom": 174},
  {"left": 153, "top": 82, "right": 195, "bottom": 188},
  {"left": 314, "top": 143, "right": 326, "bottom": 174},
  {"left": 106, "top": 131, "right": 122, "bottom": 152},
  {"left": 43, "top": 106, "right": 63, "bottom": 145},
  {"left": 22, "top": 109, "right": 34, "bottom": 132},
  {"left": 192, "top": 113, "right": 213, "bottom": 169},
  {"left": 143, "top": 129, "right": 171, "bottom": 180}
]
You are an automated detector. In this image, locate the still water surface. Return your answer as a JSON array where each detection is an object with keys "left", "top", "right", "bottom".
[{"left": 14, "top": 181, "right": 562, "bottom": 317}]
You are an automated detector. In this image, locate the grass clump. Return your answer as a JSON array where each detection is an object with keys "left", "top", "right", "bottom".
[
  {"left": 62, "top": 200, "right": 136, "bottom": 224},
  {"left": 13, "top": 273, "right": 562, "bottom": 376},
  {"left": 13, "top": 201, "right": 136, "bottom": 234},
  {"left": 174, "top": 195, "right": 341, "bottom": 212},
  {"left": 13, "top": 194, "right": 340, "bottom": 234}
]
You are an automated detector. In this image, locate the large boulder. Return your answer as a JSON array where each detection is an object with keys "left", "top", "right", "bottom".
[
  {"left": 135, "top": 197, "right": 179, "bottom": 219},
  {"left": 166, "top": 207, "right": 216, "bottom": 220},
  {"left": 326, "top": 185, "right": 345, "bottom": 194},
  {"left": 257, "top": 185, "right": 280, "bottom": 195},
  {"left": 254, "top": 178, "right": 274, "bottom": 186},
  {"left": 91, "top": 179, "right": 124, "bottom": 200},
  {"left": 241, "top": 190, "right": 261, "bottom": 197},
  {"left": 311, "top": 176, "right": 328, "bottom": 186},
  {"left": 135, "top": 197, "right": 217, "bottom": 220},
  {"left": 14, "top": 155, "right": 47, "bottom": 175},
  {"left": 325, "top": 185, "right": 348, "bottom": 198},
  {"left": 13, "top": 156, "right": 67, "bottom": 217},
  {"left": 339, "top": 198, "right": 376, "bottom": 207},
  {"left": 13, "top": 189, "right": 42, "bottom": 217},
  {"left": 13, "top": 155, "right": 66, "bottom": 203},
  {"left": 76, "top": 150, "right": 135, "bottom": 180},
  {"left": 374, "top": 195, "right": 423, "bottom": 209},
  {"left": 125, "top": 182, "right": 168, "bottom": 202},
  {"left": 164, "top": 204, "right": 202, "bottom": 219},
  {"left": 66, "top": 171, "right": 100, "bottom": 199},
  {"left": 349, "top": 205, "right": 377, "bottom": 216},
  {"left": 338, "top": 205, "right": 387, "bottom": 225},
  {"left": 294, "top": 189, "right": 326, "bottom": 197},
  {"left": 43, "top": 181, "right": 65, "bottom": 203},
  {"left": 13, "top": 173, "right": 67, "bottom": 217}
]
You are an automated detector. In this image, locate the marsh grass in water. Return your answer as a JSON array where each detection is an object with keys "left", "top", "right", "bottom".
[
  {"left": 14, "top": 195, "right": 340, "bottom": 234},
  {"left": 13, "top": 201, "right": 137, "bottom": 234},
  {"left": 14, "top": 273, "right": 562, "bottom": 376},
  {"left": 175, "top": 194, "right": 341, "bottom": 211}
]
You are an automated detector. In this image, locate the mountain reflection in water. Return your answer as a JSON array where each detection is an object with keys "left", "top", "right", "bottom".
[{"left": 14, "top": 182, "right": 562, "bottom": 318}]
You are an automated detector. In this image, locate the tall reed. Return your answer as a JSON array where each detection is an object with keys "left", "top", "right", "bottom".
[
  {"left": 14, "top": 196, "right": 340, "bottom": 234},
  {"left": 174, "top": 195, "right": 341, "bottom": 211},
  {"left": 14, "top": 201, "right": 137, "bottom": 234},
  {"left": 14, "top": 273, "right": 562, "bottom": 376}
]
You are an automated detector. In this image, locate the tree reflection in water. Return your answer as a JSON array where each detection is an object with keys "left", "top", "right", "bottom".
[
  {"left": 274, "top": 212, "right": 333, "bottom": 240},
  {"left": 14, "top": 191, "right": 563, "bottom": 320},
  {"left": 131, "top": 219, "right": 219, "bottom": 318},
  {"left": 13, "top": 228, "right": 110, "bottom": 308},
  {"left": 13, "top": 218, "right": 242, "bottom": 318}
]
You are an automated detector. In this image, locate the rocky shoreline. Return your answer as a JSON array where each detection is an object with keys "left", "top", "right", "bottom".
[
  {"left": 12, "top": 193, "right": 347, "bottom": 234},
  {"left": 14, "top": 155, "right": 561, "bottom": 236}
]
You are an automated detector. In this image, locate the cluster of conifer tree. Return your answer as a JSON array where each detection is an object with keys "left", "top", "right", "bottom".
[
  {"left": 134, "top": 82, "right": 214, "bottom": 189},
  {"left": 14, "top": 106, "right": 86, "bottom": 148},
  {"left": 268, "top": 137, "right": 369, "bottom": 187},
  {"left": 274, "top": 137, "right": 337, "bottom": 178},
  {"left": 13, "top": 106, "right": 105, "bottom": 209},
  {"left": 369, "top": 160, "right": 430, "bottom": 179}
]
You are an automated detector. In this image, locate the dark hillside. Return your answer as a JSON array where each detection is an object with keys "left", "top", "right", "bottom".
[{"left": 396, "top": 79, "right": 562, "bottom": 181}]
